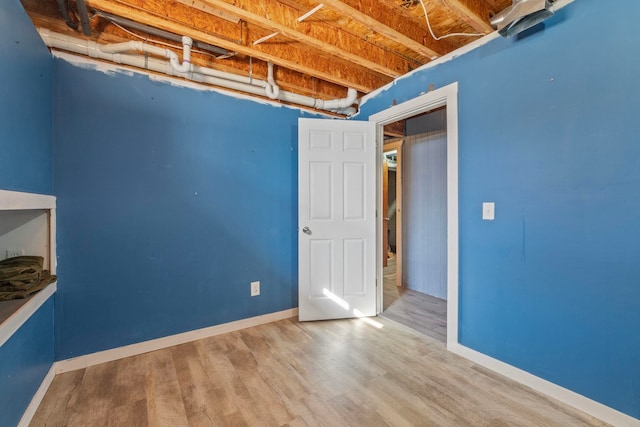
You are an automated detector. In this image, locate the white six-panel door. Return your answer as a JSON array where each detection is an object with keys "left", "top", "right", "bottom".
[{"left": 298, "top": 118, "right": 377, "bottom": 321}]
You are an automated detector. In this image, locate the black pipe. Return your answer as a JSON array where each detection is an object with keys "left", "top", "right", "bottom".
[
  {"left": 76, "top": 0, "right": 92, "bottom": 36},
  {"left": 55, "top": 0, "right": 78, "bottom": 31}
]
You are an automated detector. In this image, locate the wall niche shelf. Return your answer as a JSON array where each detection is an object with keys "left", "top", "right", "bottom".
[{"left": 0, "top": 189, "right": 56, "bottom": 346}]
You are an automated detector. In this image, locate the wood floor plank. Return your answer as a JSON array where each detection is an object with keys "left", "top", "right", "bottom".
[
  {"left": 144, "top": 350, "right": 190, "bottom": 426},
  {"left": 280, "top": 394, "right": 345, "bottom": 427},
  {"left": 171, "top": 342, "right": 226, "bottom": 425},
  {"left": 31, "top": 314, "right": 610, "bottom": 427},
  {"left": 64, "top": 361, "right": 118, "bottom": 427},
  {"left": 194, "top": 339, "right": 243, "bottom": 417},
  {"left": 327, "top": 393, "right": 392, "bottom": 427},
  {"left": 109, "top": 353, "right": 147, "bottom": 409},
  {"left": 382, "top": 256, "right": 448, "bottom": 343},
  {"left": 281, "top": 417, "right": 309, "bottom": 427},
  {"left": 108, "top": 398, "right": 148, "bottom": 427},
  {"left": 28, "top": 369, "right": 84, "bottom": 427}
]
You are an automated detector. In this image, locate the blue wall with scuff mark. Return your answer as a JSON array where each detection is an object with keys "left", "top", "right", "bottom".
[
  {"left": 0, "top": 0, "right": 53, "bottom": 194},
  {"left": 360, "top": 0, "right": 640, "bottom": 418},
  {"left": 53, "top": 60, "right": 313, "bottom": 359},
  {"left": 3, "top": 0, "right": 638, "bottom": 421},
  {"left": 0, "top": 1, "right": 54, "bottom": 426}
]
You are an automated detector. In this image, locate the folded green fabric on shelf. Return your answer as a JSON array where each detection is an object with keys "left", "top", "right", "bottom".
[
  {"left": 0, "top": 256, "right": 56, "bottom": 300},
  {"left": 0, "top": 255, "right": 44, "bottom": 282}
]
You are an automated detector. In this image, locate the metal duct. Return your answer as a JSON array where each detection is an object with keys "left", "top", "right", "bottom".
[{"left": 490, "top": 0, "right": 554, "bottom": 37}]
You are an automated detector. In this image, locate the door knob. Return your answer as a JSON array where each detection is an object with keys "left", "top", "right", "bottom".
[{"left": 302, "top": 226, "right": 312, "bottom": 235}]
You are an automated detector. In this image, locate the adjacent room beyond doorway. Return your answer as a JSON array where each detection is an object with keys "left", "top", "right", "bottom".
[{"left": 381, "top": 109, "right": 448, "bottom": 344}]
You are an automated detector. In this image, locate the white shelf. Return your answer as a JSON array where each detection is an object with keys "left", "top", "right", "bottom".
[
  {"left": 0, "top": 283, "right": 56, "bottom": 347},
  {"left": 0, "top": 190, "right": 55, "bottom": 211},
  {"left": 0, "top": 189, "right": 58, "bottom": 347}
]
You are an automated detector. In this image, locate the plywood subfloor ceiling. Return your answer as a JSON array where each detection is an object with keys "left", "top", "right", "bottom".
[{"left": 22, "top": 0, "right": 512, "bottom": 114}]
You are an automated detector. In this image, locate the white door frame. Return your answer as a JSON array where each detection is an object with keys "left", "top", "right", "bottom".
[
  {"left": 369, "top": 82, "right": 459, "bottom": 348},
  {"left": 367, "top": 83, "right": 638, "bottom": 427}
]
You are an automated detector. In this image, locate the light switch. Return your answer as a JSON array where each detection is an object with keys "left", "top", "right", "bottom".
[{"left": 482, "top": 202, "right": 495, "bottom": 221}]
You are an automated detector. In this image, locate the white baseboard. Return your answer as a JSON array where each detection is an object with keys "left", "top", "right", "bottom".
[
  {"left": 448, "top": 343, "right": 640, "bottom": 427},
  {"left": 18, "top": 364, "right": 56, "bottom": 427},
  {"left": 55, "top": 308, "right": 298, "bottom": 374}
]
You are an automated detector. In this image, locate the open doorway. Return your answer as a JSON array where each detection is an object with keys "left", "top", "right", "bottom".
[
  {"left": 380, "top": 109, "right": 448, "bottom": 343},
  {"left": 370, "top": 82, "right": 460, "bottom": 349}
]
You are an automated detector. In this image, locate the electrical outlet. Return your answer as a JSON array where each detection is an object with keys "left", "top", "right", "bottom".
[
  {"left": 5, "top": 249, "right": 25, "bottom": 259},
  {"left": 251, "top": 281, "right": 260, "bottom": 297}
]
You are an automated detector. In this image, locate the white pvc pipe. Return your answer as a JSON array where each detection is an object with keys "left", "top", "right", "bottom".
[
  {"left": 99, "top": 40, "right": 172, "bottom": 60},
  {"left": 298, "top": 4, "right": 324, "bottom": 22},
  {"left": 192, "top": 64, "right": 265, "bottom": 87},
  {"left": 38, "top": 29, "right": 358, "bottom": 115},
  {"left": 98, "top": 37, "right": 193, "bottom": 74},
  {"left": 252, "top": 32, "right": 279, "bottom": 46},
  {"left": 279, "top": 88, "right": 357, "bottom": 112},
  {"left": 169, "top": 36, "right": 192, "bottom": 73},
  {"left": 265, "top": 62, "right": 280, "bottom": 100},
  {"left": 319, "top": 88, "right": 358, "bottom": 110}
]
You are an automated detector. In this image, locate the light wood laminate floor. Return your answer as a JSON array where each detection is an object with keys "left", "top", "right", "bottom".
[
  {"left": 381, "top": 256, "right": 447, "bottom": 344},
  {"left": 31, "top": 315, "right": 608, "bottom": 426}
]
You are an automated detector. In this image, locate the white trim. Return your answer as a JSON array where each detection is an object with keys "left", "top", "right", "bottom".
[
  {"left": 0, "top": 283, "right": 56, "bottom": 348},
  {"left": 369, "top": 83, "right": 457, "bottom": 124},
  {"left": 17, "top": 364, "right": 56, "bottom": 427},
  {"left": 55, "top": 308, "right": 299, "bottom": 373},
  {"left": 0, "top": 189, "right": 57, "bottom": 273},
  {"left": 445, "top": 91, "right": 459, "bottom": 348},
  {"left": 0, "top": 190, "right": 55, "bottom": 210},
  {"left": 367, "top": 83, "right": 639, "bottom": 426},
  {"left": 449, "top": 343, "right": 640, "bottom": 427},
  {"left": 369, "top": 83, "right": 459, "bottom": 349},
  {"left": 49, "top": 209, "right": 57, "bottom": 275}
]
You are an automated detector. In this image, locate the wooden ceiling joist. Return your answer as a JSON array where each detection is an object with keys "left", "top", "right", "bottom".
[
  {"left": 28, "top": 10, "right": 350, "bottom": 101},
  {"left": 20, "top": 0, "right": 511, "bottom": 111},
  {"left": 436, "top": 0, "right": 494, "bottom": 33},
  {"left": 197, "top": 0, "right": 413, "bottom": 78},
  {"left": 320, "top": 0, "right": 453, "bottom": 59},
  {"left": 174, "top": 0, "right": 241, "bottom": 24},
  {"left": 84, "top": 0, "right": 390, "bottom": 92}
]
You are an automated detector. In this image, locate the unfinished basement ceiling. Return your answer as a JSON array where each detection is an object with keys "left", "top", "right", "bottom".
[{"left": 22, "top": 0, "right": 513, "bottom": 114}]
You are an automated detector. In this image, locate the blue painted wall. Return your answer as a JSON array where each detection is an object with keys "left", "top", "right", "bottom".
[
  {"left": 0, "top": 2, "right": 55, "bottom": 425},
  {"left": 53, "top": 60, "right": 311, "bottom": 359},
  {"left": 0, "top": 298, "right": 54, "bottom": 427},
  {"left": 0, "top": 0, "right": 53, "bottom": 195},
  {"left": 360, "top": 0, "right": 640, "bottom": 418}
]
